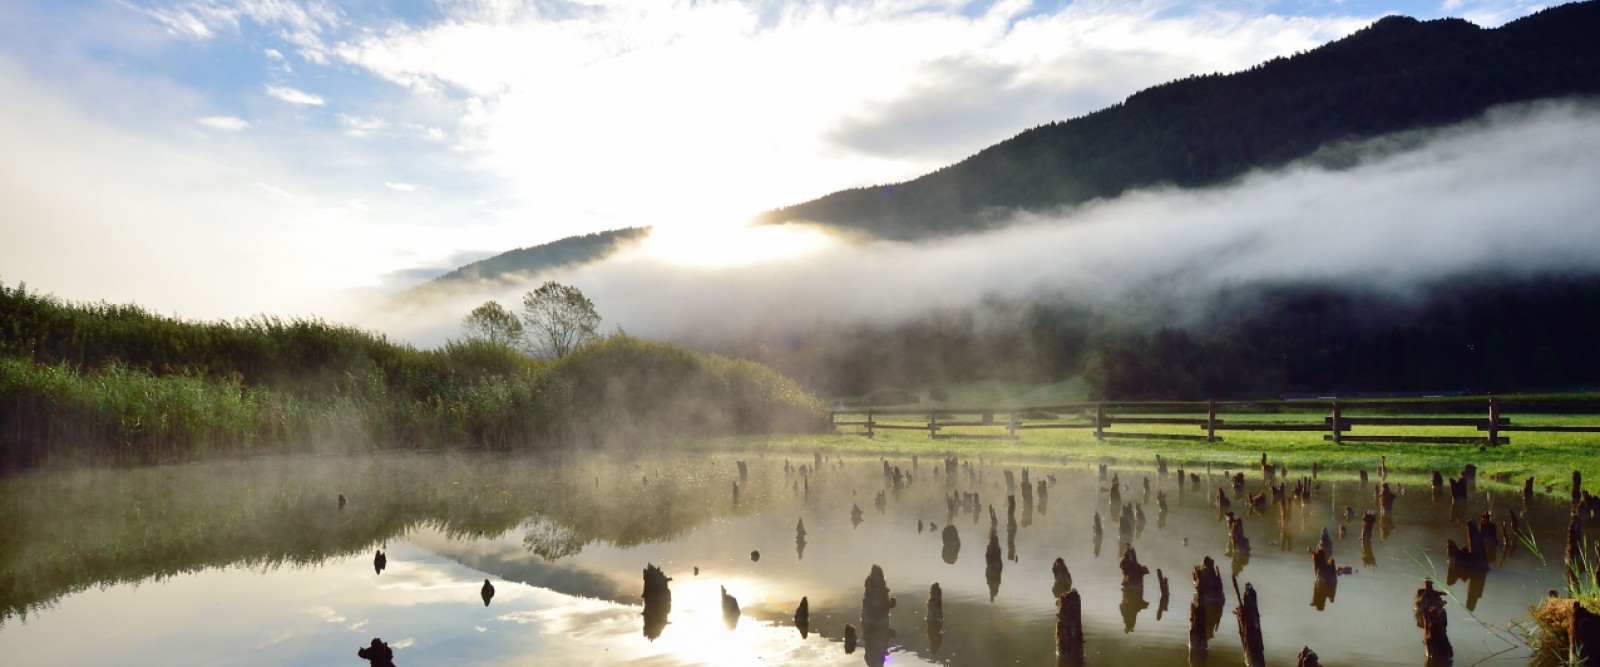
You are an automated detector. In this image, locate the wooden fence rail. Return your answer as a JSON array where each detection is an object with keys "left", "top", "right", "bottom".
[{"left": 828, "top": 397, "right": 1600, "bottom": 446}]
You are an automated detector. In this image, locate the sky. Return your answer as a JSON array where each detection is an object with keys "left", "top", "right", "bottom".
[{"left": 0, "top": 0, "right": 1555, "bottom": 326}]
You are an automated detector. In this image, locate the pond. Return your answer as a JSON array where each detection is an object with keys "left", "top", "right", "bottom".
[{"left": 0, "top": 449, "right": 1581, "bottom": 666}]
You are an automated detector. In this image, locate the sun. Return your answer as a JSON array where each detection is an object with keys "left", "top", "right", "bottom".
[{"left": 634, "top": 221, "right": 837, "bottom": 269}]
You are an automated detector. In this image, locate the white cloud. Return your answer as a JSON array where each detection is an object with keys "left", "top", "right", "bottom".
[
  {"left": 385, "top": 181, "right": 416, "bottom": 192},
  {"left": 334, "top": 0, "right": 1370, "bottom": 241},
  {"left": 265, "top": 84, "right": 324, "bottom": 106},
  {"left": 197, "top": 115, "right": 250, "bottom": 131},
  {"left": 339, "top": 113, "right": 386, "bottom": 137},
  {"left": 136, "top": 0, "right": 342, "bottom": 62}
]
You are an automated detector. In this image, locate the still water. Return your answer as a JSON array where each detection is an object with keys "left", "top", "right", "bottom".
[{"left": 0, "top": 450, "right": 1577, "bottom": 666}]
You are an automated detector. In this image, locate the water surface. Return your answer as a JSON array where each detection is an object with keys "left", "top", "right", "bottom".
[{"left": 0, "top": 451, "right": 1578, "bottom": 665}]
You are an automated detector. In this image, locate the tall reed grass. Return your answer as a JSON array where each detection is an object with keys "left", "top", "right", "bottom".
[{"left": 0, "top": 281, "right": 827, "bottom": 470}]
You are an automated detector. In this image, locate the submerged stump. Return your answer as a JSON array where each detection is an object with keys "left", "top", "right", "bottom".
[
  {"left": 1415, "top": 579, "right": 1453, "bottom": 663},
  {"left": 1236, "top": 581, "right": 1266, "bottom": 667},
  {"left": 1056, "top": 589, "right": 1085, "bottom": 665}
]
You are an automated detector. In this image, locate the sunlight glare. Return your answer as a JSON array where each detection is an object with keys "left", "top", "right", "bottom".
[{"left": 634, "top": 222, "right": 837, "bottom": 269}]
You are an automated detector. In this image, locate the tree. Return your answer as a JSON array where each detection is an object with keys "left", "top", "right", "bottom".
[
  {"left": 462, "top": 301, "right": 524, "bottom": 347},
  {"left": 521, "top": 281, "right": 600, "bottom": 358}
]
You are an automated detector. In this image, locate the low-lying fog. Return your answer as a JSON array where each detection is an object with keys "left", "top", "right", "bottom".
[{"left": 372, "top": 98, "right": 1600, "bottom": 348}]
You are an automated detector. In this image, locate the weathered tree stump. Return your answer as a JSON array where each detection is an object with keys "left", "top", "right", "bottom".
[
  {"left": 1235, "top": 581, "right": 1266, "bottom": 667},
  {"left": 874, "top": 489, "right": 887, "bottom": 513},
  {"left": 1359, "top": 469, "right": 1369, "bottom": 486},
  {"left": 1461, "top": 463, "right": 1478, "bottom": 494},
  {"left": 481, "top": 578, "right": 495, "bottom": 607},
  {"left": 1194, "top": 556, "right": 1226, "bottom": 608},
  {"left": 844, "top": 623, "right": 857, "bottom": 653},
  {"left": 373, "top": 549, "right": 386, "bottom": 575},
  {"left": 1447, "top": 516, "right": 1491, "bottom": 570},
  {"left": 1415, "top": 579, "right": 1453, "bottom": 663},
  {"left": 1119, "top": 502, "right": 1136, "bottom": 543},
  {"left": 926, "top": 583, "right": 943, "bottom": 653},
  {"left": 1109, "top": 473, "right": 1122, "bottom": 509},
  {"left": 1297, "top": 646, "right": 1322, "bottom": 667},
  {"left": 941, "top": 524, "right": 961, "bottom": 564},
  {"left": 1158, "top": 568, "right": 1171, "bottom": 599},
  {"left": 1099, "top": 463, "right": 1107, "bottom": 481},
  {"left": 721, "top": 586, "right": 741, "bottom": 630},
  {"left": 1121, "top": 543, "right": 1150, "bottom": 588},
  {"left": 1573, "top": 600, "right": 1600, "bottom": 667},
  {"left": 1360, "top": 511, "right": 1377, "bottom": 543},
  {"left": 1056, "top": 589, "right": 1085, "bottom": 665},
  {"left": 1052, "top": 557, "right": 1073, "bottom": 596},
  {"left": 1567, "top": 506, "right": 1587, "bottom": 586},
  {"left": 357, "top": 638, "right": 397, "bottom": 667},
  {"left": 795, "top": 596, "right": 810, "bottom": 638},
  {"left": 1189, "top": 599, "right": 1209, "bottom": 656},
  {"left": 1093, "top": 511, "right": 1103, "bottom": 538},
  {"left": 1377, "top": 483, "right": 1396, "bottom": 517},
  {"left": 1226, "top": 512, "right": 1251, "bottom": 556},
  {"left": 1216, "top": 487, "right": 1231, "bottom": 510},
  {"left": 861, "top": 565, "right": 892, "bottom": 665},
  {"left": 1232, "top": 472, "right": 1247, "bottom": 493},
  {"left": 1157, "top": 454, "right": 1169, "bottom": 475},
  {"left": 986, "top": 526, "right": 1003, "bottom": 570},
  {"left": 1312, "top": 542, "right": 1339, "bottom": 585},
  {"left": 1525, "top": 476, "right": 1535, "bottom": 503}
]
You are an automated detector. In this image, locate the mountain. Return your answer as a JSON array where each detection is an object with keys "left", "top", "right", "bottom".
[
  {"left": 397, "top": 227, "right": 650, "bottom": 300},
  {"left": 759, "top": 1, "right": 1600, "bottom": 240}
]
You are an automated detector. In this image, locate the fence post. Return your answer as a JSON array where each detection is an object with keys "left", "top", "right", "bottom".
[
  {"left": 1487, "top": 397, "right": 1500, "bottom": 447},
  {"left": 866, "top": 410, "right": 874, "bottom": 439},
  {"left": 1206, "top": 401, "right": 1217, "bottom": 442},
  {"left": 1008, "top": 411, "right": 1017, "bottom": 440},
  {"left": 1331, "top": 400, "right": 1342, "bottom": 444},
  {"left": 1095, "top": 402, "right": 1105, "bottom": 440},
  {"left": 929, "top": 410, "right": 937, "bottom": 439}
]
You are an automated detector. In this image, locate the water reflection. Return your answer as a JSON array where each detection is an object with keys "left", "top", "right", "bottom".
[{"left": 0, "top": 451, "right": 1580, "bottom": 667}]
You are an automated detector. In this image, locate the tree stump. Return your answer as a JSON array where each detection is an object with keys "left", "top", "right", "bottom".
[
  {"left": 1461, "top": 463, "right": 1478, "bottom": 494},
  {"left": 1567, "top": 506, "right": 1586, "bottom": 586},
  {"left": 1189, "top": 598, "right": 1209, "bottom": 656},
  {"left": 926, "top": 583, "right": 943, "bottom": 653},
  {"left": 1226, "top": 512, "right": 1251, "bottom": 556},
  {"left": 1236, "top": 581, "right": 1266, "bottom": 667},
  {"left": 1573, "top": 600, "right": 1600, "bottom": 667},
  {"left": 1447, "top": 517, "right": 1490, "bottom": 570},
  {"left": 1525, "top": 476, "right": 1535, "bottom": 503},
  {"left": 721, "top": 586, "right": 741, "bottom": 630},
  {"left": 1297, "top": 646, "right": 1322, "bottom": 667},
  {"left": 861, "top": 565, "right": 892, "bottom": 665},
  {"left": 1415, "top": 579, "right": 1452, "bottom": 663},
  {"left": 795, "top": 596, "right": 810, "bottom": 638},
  {"left": 1377, "top": 483, "right": 1396, "bottom": 517},
  {"left": 1216, "top": 487, "right": 1231, "bottom": 510},
  {"left": 1052, "top": 557, "right": 1073, "bottom": 596},
  {"left": 1360, "top": 511, "right": 1377, "bottom": 543},
  {"left": 1121, "top": 543, "right": 1150, "bottom": 588},
  {"left": 1056, "top": 589, "right": 1085, "bottom": 665}
]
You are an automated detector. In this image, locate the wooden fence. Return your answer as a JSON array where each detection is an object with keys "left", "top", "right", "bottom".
[{"left": 828, "top": 397, "right": 1600, "bottom": 446}]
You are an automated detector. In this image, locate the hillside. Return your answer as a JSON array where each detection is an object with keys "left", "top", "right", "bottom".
[
  {"left": 398, "top": 227, "right": 650, "bottom": 299},
  {"left": 759, "top": 1, "right": 1600, "bottom": 239}
]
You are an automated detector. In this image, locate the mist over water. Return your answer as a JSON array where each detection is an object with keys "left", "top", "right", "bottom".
[{"left": 370, "top": 99, "right": 1600, "bottom": 348}]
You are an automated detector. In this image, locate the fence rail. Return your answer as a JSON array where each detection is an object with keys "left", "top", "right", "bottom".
[{"left": 827, "top": 397, "right": 1600, "bottom": 446}]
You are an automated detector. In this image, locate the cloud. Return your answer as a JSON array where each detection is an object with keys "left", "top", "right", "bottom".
[
  {"left": 265, "top": 84, "right": 324, "bottom": 106},
  {"left": 197, "top": 115, "right": 250, "bottom": 131},
  {"left": 333, "top": 0, "right": 1372, "bottom": 241},
  {"left": 135, "top": 0, "right": 342, "bottom": 62},
  {"left": 365, "top": 99, "right": 1600, "bottom": 347},
  {"left": 385, "top": 181, "right": 416, "bottom": 192}
]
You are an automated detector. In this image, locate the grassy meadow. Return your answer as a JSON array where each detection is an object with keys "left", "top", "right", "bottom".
[{"left": 0, "top": 282, "right": 828, "bottom": 470}]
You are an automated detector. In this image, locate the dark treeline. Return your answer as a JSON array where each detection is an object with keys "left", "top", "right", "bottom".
[
  {"left": 762, "top": 2, "right": 1600, "bottom": 239},
  {"left": 0, "top": 282, "right": 826, "bottom": 471},
  {"left": 742, "top": 274, "right": 1600, "bottom": 402}
]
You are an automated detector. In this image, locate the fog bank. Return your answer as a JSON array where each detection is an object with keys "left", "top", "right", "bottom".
[{"left": 371, "top": 99, "right": 1600, "bottom": 348}]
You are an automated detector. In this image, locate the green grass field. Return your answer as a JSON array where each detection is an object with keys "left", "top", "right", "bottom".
[{"left": 718, "top": 410, "right": 1600, "bottom": 493}]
